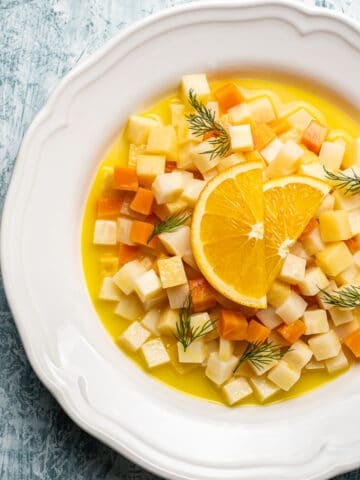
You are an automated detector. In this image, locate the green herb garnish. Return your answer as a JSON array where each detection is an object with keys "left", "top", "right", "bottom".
[
  {"left": 318, "top": 285, "right": 360, "bottom": 309},
  {"left": 147, "top": 211, "right": 191, "bottom": 244},
  {"left": 234, "top": 341, "right": 288, "bottom": 373},
  {"left": 324, "top": 167, "right": 360, "bottom": 195}
]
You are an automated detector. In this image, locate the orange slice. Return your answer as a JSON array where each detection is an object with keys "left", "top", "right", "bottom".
[
  {"left": 191, "top": 162, "right": 266, "bottom": 308},
  {"left": 264, "top": 175, "right": 330, "bottom": 289}
]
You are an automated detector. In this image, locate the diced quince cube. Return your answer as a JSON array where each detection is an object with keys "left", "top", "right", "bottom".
[
  {"left": 228, "top": 102, "right": 252, "bottom": 125},
  {"left": 301, "top": 226, "right": 325, "bottom": 256},
  {"left": 256, "top": 307, "right": 282, "bottom": 329},
  {"left": 333, "top": 189, "right": 360, "bottom": 211},
  {"left": 157, "top": 256, "right": 187, "bottom": 288},
  {"left": 301, "top": 120, "right": 328, "bottom": 155},
  {"left": 119, "top": 321, "right": 151, "bottom": 351},
  {"left": 146, "top": 125, "right": 177, "bottom": 162},
  {"left": 205, "top": 352, "right": 238, "bottom": 386},
  {"left": 287, "top": 108, "right": 313, "bottom": 130},
  {"left": 181, "top": 178, "right": 206, "bottom": 206},
  {"left": 305, "top": 360, "right": 325, "bottom": 370},
  {"left": 219, "top": 338, "right": 234, "bottom": 361},
  {"left": 282, "top": 340, "right": 312, "bottom": 369},
  {"left": 303, "top": 309, "right": 329, "bottom": 335},
  {"left": 114, "top": 293, "right": 144, "bottom": 321},
  {"left": 93, "top": 220, "right": 117, "bottom": 245},
  {"left": 275, "top": 291, "right": 307, "bottom": 324},
  {"left": 267, "top": 361, "right": 301, "bottom": 391},
  {"left": 113, "top": 259, "right": 147, "bottom": 295},
  {"left": 181, "top": 73, "right": 210, "bottom": 103},
  {"left": 217, "top": 153, "right": 246, "bottom": 172},
  {"left": 298, "top": 266, "right": 329, "bottom": 296},
  {"left": 260, "top": 138, "right": 284, "bottom": 164},
  {"left": 298, "top": 162, "right": 327, "bottom": 181},
  {"left": 316, "top": 242, "right": 353, "bottom": 277},
  {"left": 167, "top": 282, "right": 190, "bottom": 309},
  {"left": 133, "top": 269, "right": 162, "bottom": 303},
  {"left": 191, "top": 311, "right": 212, "bottom": 333},
  {"left": 329, "top": 307, "right": 353, "bottom": 326},
  {"left": 141, "top": 309, "right": 161, "bottom": 336},
  {"left": 222, "top": 377, "right": 253, "bottom": 405},
  {"left": 266, "top": 140, "right": 304, "bottom": 178},
  {"left": 267, "top": 280, "right": 291, "bottom": 308},
  {"left": 99, "top": 277, "right": 122, "bottom": 301},
  {"left": 152, "top": 199, "right": 188, "bottom": 220},
  {"left": 308, "top": 330, "right": 341, "bottom": 360},
  {"left": 249, "top": 375, "right": 280, "bottom": 402},
  {"left": 157, "top": 307, "right": 179, "bottom": 335},
  {"left": 159, "top": 226, "right": 191, "bottom": 256},
  {"left": 191, "top": 141, "right": 220, "bottom": 173},
  {"left": 319, "top": 141, "right": 345, "bottom": 170},
  {"left": 177, "top": 339, "right": 205, "bottom": 364},
  {"left": 170, "top": 103, "right": 185, "bottom": 127},
  {"left": 278, "top": 253, "right": 306, "bottom": 284},
  {"left": 136, "top": 154, "right": 166, "bottom": 187},
  {"left": 141, "top": 338, "right": 170, "bottom": 368},
  {"left": 315, "top": 194, "right": 335, "bottom": 217},
  {"left": 248, "top": 97, "right": 276, "bottom": 124},
  {"left": 177, "top": 142, "right": 197, "bottom": 169},
  {"left": 319, "top": 210, "right": 352, "bottom": 242},
  {"left": 229, "top": 124, "right": 254, "bottom": 152},
  {"left": 325, "top": 349, "right": 349, "bottom": 373},
  {"left": 152, "top": 172, "right": 183, "bottom": 204},
  {"left": 127, "top": 115, "right": 159, "bottom": 145},
  {"left": 336, "top": 264, "right": 358, "bottom": 286}
]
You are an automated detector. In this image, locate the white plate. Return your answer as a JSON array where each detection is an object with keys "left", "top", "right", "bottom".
[{"left": 3, "top": 1, "right": 360, "bottom": 479}]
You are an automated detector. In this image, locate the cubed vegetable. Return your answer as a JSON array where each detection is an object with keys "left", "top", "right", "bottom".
[
  {"left": 181, "top": 178, "right": 206, "bottom": 206},
  {"left": 219, "top": 338, "right": 234, "bottom": 361},
  {"left": 325, "top": 349, "right": 349, "bottom": 373},
  {"left": 249, "top": 376, "right": 280, "bottom": 402},
  {"left": 191, "top": 141, "right": 220, "bottom": 173},
  {"left": 287, "top": 108, "right": 313, "bottom": 130},
  {"left": 119, "top": 321, "right": 151, "bottom": 351},
  {"left": 329, "top": 307, "right": 353, "bottom": 326},
  {"left": 127, "top": 115, "right": 159, "bottom": 145},
  {"left": 97, "top": 197, "right": 122, "bottom": 218},
  {"left": 159, "top": 226, "right": 191, "bottom": 256},
  {"left": 130, "top": 188, "right": 154, "bottom": 215},
  {"left": 217, "top": 153, "right": 246, "bottom": 172},
  {"left": 303, "top": 309, "right": 329, "bottom": 335},
  {"left": 248, "top": 97, "right": 276, "bottom": 124},
  {"left": 267, "top": 280, "right": 291, "bottom": 308},
  {"left": 113, "top": 259, "right": 147, "bottom": 295},
  {"left": 246, "top": 319, "right": 270, "bottom": 343},
  {"left": 177, "top": 340, "right": 206, "bottom": 363},
  {"left": 278, "top": 320, "right": 306, "bottom": 344},
  {"left": 275, "top": 291, "right": 307, "bottom": 324},
  {"left": 222, "top": 377, "right": 253, "bottom": 405},
  {"left": 99, "top": 277, "right": 122, "bottom": 301},
  {"left": 228, "top": 103, "right": 252, "bottom": 125},
  {"left": 319, "top": 210, "right": 352, "bottom": 242},
  {"left": 157, "top": 307, "right": 179, "bottom": 335},
  {"left": 260, "top": 138, "right": 284, "bottom": 164},
  {"left": 214, "top": 83, "right": 244, "bottom": 111},
  {"left": 298, "top": 266, "right": 329, "bottom": 296},
  {"left": 253, "top": 123, "right": 276, "bottom": 151},
  {"left": 219, "top": 309, "right": 248, "bottom": 340},
  {"left": 189, "top": 278, "right": 217, "bottom": 312},
  {"left": 141, "top": 309, "right": 161, "bottom": 336},
  {"left": 205, "top": 352, "right": 238, "bottom": 386},
  {"left": 278, "top": 253, "right": 306, "bottom": 284},
  {"left": 134, "top": 269, "right": 162, "bottom": 302},
  {"left": 114, "top": 293, "right": 144, "bottom": 321},
  {"left": 157, "top": 256, "right": 187, "bottom": 288},
  {"left": 319, "top": 141, "right": 345, "bottom": 170},
  {"left": 308, "top": 330, "right": 341, "bottom": 360},
  {"left": 316, "top": 242, "right": 353, "bottom": 277},
  {"left": 136, "top": 154, "right": 166, "bottom": 187},
  {"left": 301, "top": 120, "right": 328, "bottom": 154},
  {"left": 113, "top": 167, "right": 139, "bottom": 192},
  {"left": 344, "top": 329, "right": 360, "bottom": 357},
  {"left": 301, "top": 225, "right": 325, "bottom": 255},
  {"left": 130, "top": 220, "right": 157, "bottom": 248},
  {"left": 118, "top": 244, "right": 139, "bottom": 265},
  {"left": 229, "top": 124, "right": 254, "bottom": 152},
  {"left": 256, "top": 308, "right": 282, "bottom": 329},
  {"left": 93, "top": 220, "right": 117, "bottom": 245},
  {"left": 282, "top": 340, "right": 312, "bottom": 370},
  {"left": 141, "top": 338, "right": 170, "bottom": 368},
  {"left": 267, "top": 361, "right": 301, "bottom": 391},
  {"left": 152, "top": 172, "right": 184, "bottom": 204},
  {"left": 266, "top": 140, "right": 304, "bottom": 178},
  {"left": 166, "top": 282, "right": 190, "bottom": 309},
  {"left": 181, "top": 73, "right": 210, "bottom": 103},
  {"left": 147, "top": 125, "right": 177, "bottom": 162}
]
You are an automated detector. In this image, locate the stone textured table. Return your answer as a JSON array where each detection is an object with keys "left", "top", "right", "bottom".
[{"left": 1, "top": 1, "right": 360, "bottom": 479}]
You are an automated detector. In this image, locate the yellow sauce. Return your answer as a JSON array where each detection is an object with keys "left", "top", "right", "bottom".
[{"left": 82, "top": 78, "right": 360, "bottom": 406}]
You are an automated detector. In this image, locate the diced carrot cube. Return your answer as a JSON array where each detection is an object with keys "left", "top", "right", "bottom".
[
  {"left": 96, "top": 197, "right": 122, "bottom": 217},
  {"left": 184, "top": 264, "right": 201, "bottom": 280},
  {"left": 189, "top": 277, "right": 217, "bottom": 312},
  {"left": 118, "top": 244, "right": 140, "bottom": 265},
  {"left": 130, "top": 187, "right": 154, "bottom": 215},
  {"left": 165, "top": 161, "right": 178, "bottom": 173},
  {"left": 214, "top": 83, "right": 244, "bottom": 112},
  {"left": 345, "top": 237, "right": 360, "bottom": 254},
  {"left": 253, "top": 122, "right": 276, "bottom": 151},
  {"left": 299, "top": 218, "right": 318, "bottom": 240},
  {"left": 246, "top": 319, "right": 271, "bottom": 343},
  {"left": 278, "top": 320, "right": 306, "bottom": 344},
  {"left": 344, "top": 329, "right": 360, "bottom": 357},
  {"left": 269, "top": 118, "right": 291, "bottom": 135},
  {"left": 113, "top": 166, "right": 138, "bottom": 191},
  {"left": 301, "top": 120, "right": 328, "bottom": 155},
  {"left": 130, "top": 220, "right": 158, "bottom": 248},
  {"left": 219, "top": 309, "right": 248, "bottom": 340}
]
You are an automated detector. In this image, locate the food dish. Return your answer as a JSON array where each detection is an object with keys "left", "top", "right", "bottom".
[
  {"left": 83, "top": 75, "right": 360, "bottom": 407},
  {"left": 4, "top": 2, "right": 360, "bottom": 479}
]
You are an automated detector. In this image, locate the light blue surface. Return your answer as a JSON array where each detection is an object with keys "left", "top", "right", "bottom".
[{"left": 1, "top": 1, "right": 360, "bottom": 479}]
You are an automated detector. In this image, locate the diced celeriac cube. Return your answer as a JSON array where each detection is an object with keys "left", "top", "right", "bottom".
[
  {"left": 282, "top": 340, "right": 312, "bottom": 369},
  {"left": 128, "top": 143, "right": 146, "bottom": 168},
  {"left": 177, "top": 340, "right": 205, "bottom": 363},
  {"left": 119, "top": 321, "right": 151, "bottom": 351},
  {"left": 217, "top": 153, "right": 246, "bottom": 171},
  {"left": 113, "top": 259, "right": 147, "bottom": 295},
  {"left": 191, "top": 311, "right": 213, "bottom": 334},
  {"left": 316, "top": 280, "right": 338, "bottom": 310},
  {"left": 266, "top": 140, "right": 304, "bottom": 178},
  {"left": 256, "top": 307, "right": 282, "bottom": 329},
  {"left": 167, "top": 282, "right": 190, "bottom": 309},
  {"left": 298, "top": 162, "right": 327, "bottom": 180},
  {"left": 117, "top": 217, "right": 135, "bottom": 246},
  {"left": 222, "top": 377, "right": 253, "bottom": 405},
  {"left": 143, "top": 291, "right": 167, "bottom": 311},
  {"left": 275, "top": 290, "right": 308, "bottom": 324},
  {"left": 157, "top": 307, "right": 179, "bottom": 335},
  {"left": 181, "top": 73, "right": 210, "bottom": 103},
  {"left": 250, "top": 357, "right": 278, "bottom": 376},
  {"left": 228, "top": 102, "right": 252, "bottom": 125},
  {"left": 267, "top": 361, "right": 301, "bottom": 391},
  {"left": 99, "top": 277, "right": 122, "bottom": 301},
  {"left": 202, "top": 168, "right": 218, "bottom": 182},
  {"left": 182, "top": 252, "right": 200, "bottom": 271},
  {"left": 301, "top": 226, "right": 325, "bottom": 256},
  {"left": 177, "top": 142, "right": 197, "bottom": 169},
  {"left": 153, "top": 200, "right": 189, "bottom": 220},
  {"left": 249, "top": 375, "right": 280, "bottom": 402},
  {"left": 93, "top": 220, "right": 117, "bottom": 245},
  {"left": 319, "top": 141, "right": 345, "bottom": 170},
  {"left": 141, "top": 309, "right": 161, "bottom": 336},
  {"left": 146, "top": 125, "right": 177, "bottom": 162},
  {"left": 287, "top": 108, "right": 313, "bottom": 130},
  {"left": 348, "top": 209, "right": 360, "bottom": 235},
  {"left": 315, "top": 194, "right": 335, "bottom": 217},
  {"left": 248, "top": 97, "right": 276, "bottom": 123},
  {"left": 229, "top": 124, "right": 254, "bottom": 152},
  {"left": 319, "top": 210, "right": 352, "bottom": 242},
  {"left": 316, "top": 242, "right": 353, "bottom": 277},
  {"left": 157, "top": 256, "right": 187, "bottom": 288},
  {"left": 336, "top": 264, "right": 359, "bottom": 286},
  {"left": 205, "top": 352, "right": 238, "bottom": 386},
  {"left": 170, "top": 103, "right": 185, "bottom": 127},
  {"left": 260, "top": 138, "right": 284, "bottom": 164},
  {"left": 333, "top": 189, "right": 360, "bottom": 211},
  {"left": 298, "top": 266, "right": 329, "bottom": 296},
  {"left": 136, "top": 154, "right": 166, "bottom": 187},
  {"left": 325, "top": 349, "right": 349, "bottom": 373},
  {"left": 141, "top": 338, "right": 170, "bottom": 368},
  {"left": 127, "top": 115, "right": 159, "bottom": 145},
  {"left": 334, "top": 319, "right": 359, "bottom": 340},
  {"left": 305, "top": 359, "right": 325, "bottom": 370},
  {"left": 181, "top": 178, "right": 206, "bottom": 206},
  {"left": 152, "top": 172, "right": 183, "bottom": 204},
  {"left": 303, "top": 309, "right": 329, "bottom": 335},
  {"left": 290, "top": 242, "right": 310, "bottom": 262},
  {"left": 308, "top": 330, "right": 341, "bottom": 360},
  {"left": 329, "top": 307, "right": 353, "bottom": 326},
  {"left": 219, "top": 338, "right": 234, "bottom": 361},
  {"left": 191, "top": 141, "right": 220, "bottom": 173},
  {"left": 133, "top": 269, "right": 162, "bottom": 302},
  {"left": 159, "top": 226, "right": 191, "bottom": 256},
  {"left": 267, "top": 280, "right": 291, "bottom": 308},
  {"left": 278, "top": 253, "right": 306, "bottom": 284},
  {"left": 203, "top": 339, "right": 219, "bottom": 365},
  {"left": 114, "top": 293, "right": 144, "bottom": 321}
]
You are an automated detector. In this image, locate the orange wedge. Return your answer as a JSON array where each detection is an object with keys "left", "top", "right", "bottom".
[
  {"left": 264, "top": 175, "right": 330, "bottom": 289},
  {"left": 191, "top": 162, "right": 266, "bottom": 308}
]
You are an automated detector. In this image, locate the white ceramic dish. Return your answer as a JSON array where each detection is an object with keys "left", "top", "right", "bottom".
[{"left": 3, "top": 1, "right": 360, "bottom": 479}]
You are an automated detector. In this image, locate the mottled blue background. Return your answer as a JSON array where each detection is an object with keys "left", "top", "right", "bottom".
[{"left": 1, "top": 1, "right": 360, "bottom": 479}]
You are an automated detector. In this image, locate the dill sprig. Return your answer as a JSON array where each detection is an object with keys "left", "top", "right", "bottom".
[
  {"left": 175, "top": 294, "right": 215, "bottom": 351},
  {"left": 147, "top": 211, "right": 191, "bottom": 244},
  {"left": 324, "top": 167, "right": 360, "bottom": 195},
  {"left": 318, "top": 285, "right": 360, "bottom": 309},
  {"left": 234, "top": 341, "right": 288, "bottom": 373},
  {"left": 186, "top": 89, "right": 231, "bottom": 160}
]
